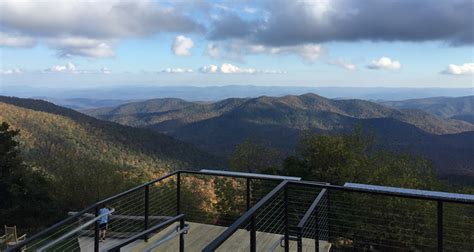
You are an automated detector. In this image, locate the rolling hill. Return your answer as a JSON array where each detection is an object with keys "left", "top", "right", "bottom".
[
  {"left": 381, "top": 96, "right": 474, "bottom": 123},
  {"left": 85, "top": 93, "right": 474, "bottom": 182},
  {"left": 0, "top": 96, "right": 221, "bottom": 208}
]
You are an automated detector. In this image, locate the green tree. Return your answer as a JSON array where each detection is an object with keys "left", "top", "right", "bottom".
[
  {"left": 279, "top": 128, "right": 448, "bottom": 250},
  {"left": 0, "top": 122, "right": 55, "bottom": 232},
  {"left": 229, "top": 139, "right": 281, "bottom": 173},
  {"left": 282, "top": 129, "right": 373, "bottom": 185},
  {"left": 281, "top": 128, "right": 439, "bottom": 188}
]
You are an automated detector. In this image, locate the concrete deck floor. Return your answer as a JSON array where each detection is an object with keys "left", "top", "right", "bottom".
[{"left": 77, "top": 221, "right": 331, "bottom": 252}]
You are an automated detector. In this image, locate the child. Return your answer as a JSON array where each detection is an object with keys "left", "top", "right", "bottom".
[{"left": 98, "top": 205, "right": 114, "bottom": 241}]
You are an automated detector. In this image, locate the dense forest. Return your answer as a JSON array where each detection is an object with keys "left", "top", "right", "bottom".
[
  {"left": 0, "top": 97, "right": 222, "bottom": 233},
  {"left": 86, "top": 94, "right": 474, "bottom": 184},
  {"left": 381, "top": 95, "right": 473, "bottom": 120},
  {"left": 1, "top": 96, "right": 473, "bottom": 247}
]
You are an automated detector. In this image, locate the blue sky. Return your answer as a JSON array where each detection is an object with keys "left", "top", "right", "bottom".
[{"left": 0, "top": 0, "right": 473, "bottom": 88}]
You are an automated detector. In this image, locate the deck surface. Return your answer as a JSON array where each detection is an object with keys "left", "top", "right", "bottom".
[
  {"left": 77, "top": 221, "right": 330, "bottom": 252},
  {"left": 133, "top": 221, "right": 330, "bottom": 252}
]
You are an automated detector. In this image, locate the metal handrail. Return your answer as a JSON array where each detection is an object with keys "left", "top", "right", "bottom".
[
  {"left": 6, "top": 171, "right": 178, "bottom": 252},
  {"left": 8, "top": 170, "right": 474, "bottom": 252},
  {"left": 202, "top": 180, "right": 288, "bottom": 252},
  {"left": 297, "top": 189, "right": 328, "bottom": 229},
  {"left": 183, "top": 170, "right": 298, "bottom": 181},
  {"left": 288, "top": 180, "right": 474, "bottom": 205},
  {"left": 198, "top": 169, "right": 301, "bottom": 181},
  {"left": 37, "top": 209, "right": 115, "bottom": 252},
  {"left": 105, "top": 214, "right": 185, "bottom": 252},
  {"left": 143, "top": 223, "right": 190, "bottom": 252}
]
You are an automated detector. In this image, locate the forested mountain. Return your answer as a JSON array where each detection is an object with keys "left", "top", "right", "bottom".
[
  {"left": 381, "top": 96, "right": 474, "bottom": 123},
  {"left": 86, "top": 93, "right": 474, "bottom": 182},
  {"left": 0, "top": 96, "right": 221, "bottom": 209}
]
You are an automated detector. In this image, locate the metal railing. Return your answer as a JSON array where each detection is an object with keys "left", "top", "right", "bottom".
[
  {"left": 7, "top": 170, "right": 474, "bottom": 252},
  {"left": 202, "top": 180, "right": 289, "bottom": 252},
  {"left": 6, "top": 170, "right": 296, "bottom": 252},
  {"left": 296, "top": 188, "right": 328, "bottom": 252},
  {"left": 202, "top": 179, "right": 474, "bottom": 252},
  {"left": 37, "top": 209, "right": 115, "bottom": 252},
  {"left": 105, "top": 214, "right": 186, "bottom": 252},
  {"left": 6, "top": 171, "right": 179, "bottom": 252}
]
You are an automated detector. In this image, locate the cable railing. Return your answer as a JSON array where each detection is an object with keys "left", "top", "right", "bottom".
[
  {"left": 6, "top": 171, "right": 179, "bottom": 252},
  {"left": 296, "top": 188, "right": 328, "bottom": 252},
  {"left": 105, "top": 214, "right": 186, "bottom": 252},
  {"left": 202, "top": 180, "right": 289, "bottom": 252},
  {"left": 37, "top": 209, "right": 116, "bottom": 252},
  {"left": 6, "top": 170, "right": 474, "bottom": 252}
]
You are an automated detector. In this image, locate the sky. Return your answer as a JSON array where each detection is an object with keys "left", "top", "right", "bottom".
[{"left": 0, "top": 0, "right": 473, "bottom": 89}]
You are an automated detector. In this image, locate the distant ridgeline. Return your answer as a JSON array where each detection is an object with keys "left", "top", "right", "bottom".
[
  {"left": 85, "top": 94, "right": 474, "bottom": 183},
  {"left": 0, "top": 96, "right": 222, "bottom": 210}
]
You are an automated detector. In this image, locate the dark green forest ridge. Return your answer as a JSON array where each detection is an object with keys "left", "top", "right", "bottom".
[
  {"left": 85, "top": 93, "right": 474, "bottom": 182},
  {"left": 0, "top": 96, "right": 221, "bottom": 210},
  {"left": 381, "top": 95, "right": 474, "bottom": 122}
]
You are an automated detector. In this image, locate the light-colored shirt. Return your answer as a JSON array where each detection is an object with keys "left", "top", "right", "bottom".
[{"left": 99, "top": 208, "right": 111, "bottom": 224}]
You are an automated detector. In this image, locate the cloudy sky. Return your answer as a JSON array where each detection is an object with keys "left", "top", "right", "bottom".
[{"left": 0, "top": 0, "right": 473, "bottom": 88}]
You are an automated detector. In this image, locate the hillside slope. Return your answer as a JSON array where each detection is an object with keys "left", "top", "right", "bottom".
[
  {"left": 0, "top": 96, "right": 221, "bottom": 207},
  {"left": 88, "top": 93, "right": 473, "bottom": 134},
  {"left": 86, "top": 94, "right": 474, "bottom": 181},
  {"left": 381, "top": 96, "right": 473, "bottom": 122}
]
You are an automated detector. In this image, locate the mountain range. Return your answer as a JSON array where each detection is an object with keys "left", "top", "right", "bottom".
[
  {"left": 381, "top": 96, "right": 474, "bottom": 124},
  {"left": 85, "top": 93, "right": 474, "bottom": 184},
  {"left": 0, "top": 96, "right": 220, "bottom": 179},
  {"left": 3, "top": 85, "right": 472, "bottom": 102}
]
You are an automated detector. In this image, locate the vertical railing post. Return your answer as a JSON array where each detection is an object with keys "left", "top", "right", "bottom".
[
  {"left": 314, "top": 212, "right": 319, "bottom": 252},
  {"left": 284, "top": 183, "right": 289, "bottom": 252},
  {"left": 437, "top": 201, "right": 443, "bottom": 252},
  {"left": 250, "top": 216, "right": 256, "bottom": 252},
  {"left": 326, "top": 187, "right": 331, "bottom": 244},
  {"left": 297, "top": 227, "right": 303, "bottom": 252},
  {"left": 177, "top": 172, "right": 181, "bottom": 215},
  {"left": 246, "top": 177, "right": 251, "bottom": 211},
  {"left": 179, "top": 218, "right": 185, "bottom": 252},
  {"left": 144, "top": 184, "right": 149, "bottom": 242},
  {"left": 94, "top": 206, "right": 99, "bottom": 252},
  {"left": 248, "top": 177, "right": 257, "bottom": 252}
]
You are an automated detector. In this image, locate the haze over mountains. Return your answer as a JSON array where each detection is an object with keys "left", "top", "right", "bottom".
[
  {"left": 2, "top": 85, "right": 472, "bottom": 108},
  {"left": 86, "top": 93, "right": 474, "bottom": 184}
]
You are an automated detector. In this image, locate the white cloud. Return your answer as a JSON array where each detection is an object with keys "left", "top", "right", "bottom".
[
  {"left": 441, "top": 63, "right": 474, "bottom": 75},
  {"left": 46, "top": 37, "right": 115, "bottom": 58},
  {"left": 367, "top": 57, "right": 401, "bottom": 70},
  {"left": 267, "top": 44, "right": 324, "bottom": 63},
  {"left": 328, "top": 59, "right": 357, "bottom": 71},
  {"left": 172, "top": 35, "right": 194, "bottom": 56},
  {"left": 210, "top": 0, "right": 473, "bottom": 46},
  {"left": 43, "top": 63, "right": 110, "bottom": 74},
  {"left": 0, "top": 68, "right": 22, "bottom": 75},
  {"left": 0, "top": 0, "right": 199, "bottom": 38},
  {"left": 0, "top": 0, "right": 199, "bottom": 58},
  {"left": 199, "top": 64, "right": 219, "bottom": 73},
  {"left": 161, "top": 68, "right": 193, "bottom": 73},
  {"left": 199, "top": 63, "right": 285, "bottom": 74},
  {"left": 205, "top": 41, "right": 324, "bottom": 63},
  {"left": 44, "top": 63, "right": 78, "bottom": 73},
  {"left": 0, "top": 32, "right": 35, "bottom": 47}
]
